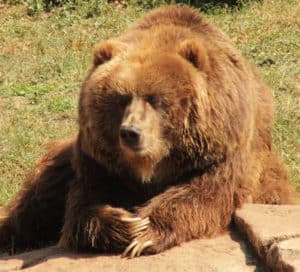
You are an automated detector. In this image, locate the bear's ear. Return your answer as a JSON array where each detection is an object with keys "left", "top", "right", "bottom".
[
  {"left": 177, "top": 39, "right": 210, "bottom": 72},
  {"left": 93, "top": 40, "right": 126, "bottom": 66}
]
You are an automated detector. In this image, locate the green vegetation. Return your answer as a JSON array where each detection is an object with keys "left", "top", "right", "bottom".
[{"left": 0, "top": 0, "right": 299, "bottom": 205}]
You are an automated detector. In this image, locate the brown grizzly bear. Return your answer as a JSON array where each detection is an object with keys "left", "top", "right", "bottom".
[{"left": 0, "top": 5, "right": 296, "bottom": 257}]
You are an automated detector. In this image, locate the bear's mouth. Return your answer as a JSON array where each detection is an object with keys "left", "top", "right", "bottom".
[
  {"left": 119, "top": 138, "right": 158, "bottom": 182},
  {"left": 119, "top": 140, "right": 147, "bottom": 158},
  {"left": 120, "top": 144, "right": 143, "bottom": 156}
]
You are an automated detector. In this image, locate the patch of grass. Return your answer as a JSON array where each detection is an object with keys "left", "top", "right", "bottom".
[
  {"left": 0, "top": 2, "right": 143, "bottom": 205},
  {"left": 0, "top": 0, "right": 299, "bottom": 205}
]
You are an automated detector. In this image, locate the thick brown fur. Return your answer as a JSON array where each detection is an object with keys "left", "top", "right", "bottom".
[{"left": 0, "top": 6, "right": 296, "bottom": 256}]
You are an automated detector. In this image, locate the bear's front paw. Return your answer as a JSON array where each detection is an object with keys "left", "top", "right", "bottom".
[
  {"left": 83, "top": 206, "right": 144, "bottom": 251},
  {"left": 121, "top": 217, "right": 158, "bottom": 258}
]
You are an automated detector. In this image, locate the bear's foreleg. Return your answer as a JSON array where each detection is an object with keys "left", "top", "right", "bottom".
[
  {"left": 123, "top": 165, "right": 236, "bottom": 257},
  {"left": 58, "top": 146, "right": 147, "bottom": 253},
  {"left": 58, "top": 185, "right": 146, "bottom": 253}
]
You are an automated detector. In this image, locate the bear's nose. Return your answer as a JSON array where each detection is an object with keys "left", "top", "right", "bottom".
[{"left": 119, "top": 125, "right": 141, "bottom": 150}]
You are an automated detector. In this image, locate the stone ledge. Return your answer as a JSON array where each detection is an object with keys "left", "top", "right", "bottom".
[
  {"left": 0, "top": 233, "right": 263, "bottom": 272},
  {"left": 1, "top": 204, "right": 300, "bottom": 272},
  {"left": 266, "top": 238, "right": 300, "bottom": 272},
  {"left": 234, "top": 204, "right": 300, "bottom": 271}
]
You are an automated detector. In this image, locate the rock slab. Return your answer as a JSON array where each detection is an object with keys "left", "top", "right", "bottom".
[
  {"left": 234, "top": 204, "right": 300, "bottom": 271},
  {"left": 0, "top": 234, "right": 262, "bottom": 272},
  {"left": 1, "top": 204, "right": 300, "bottom": 272},
  {"left": 267, "top": 238, "right": 300, "bottom": 272}
]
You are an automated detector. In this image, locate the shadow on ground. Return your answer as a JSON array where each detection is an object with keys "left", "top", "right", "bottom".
[{"left": 0, "top": 230, "right": 265, "bottom": 272}]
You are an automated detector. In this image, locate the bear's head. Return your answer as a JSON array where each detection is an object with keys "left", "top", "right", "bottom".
[{"left": 78, "top": 34, "right": 250, "bottom": 184}]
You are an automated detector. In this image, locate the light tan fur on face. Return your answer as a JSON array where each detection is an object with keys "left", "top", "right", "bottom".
[{"left": 120, "top": 97, "right": 170, "bottom": 182}]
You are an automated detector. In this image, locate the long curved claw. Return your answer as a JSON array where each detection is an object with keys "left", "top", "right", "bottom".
[
  {"left": 122, "top": 240, "right": 138, "bottom": 257},
  {"left": 135, "top": 240, "right": 153, "bottom": 257},
  {"left": 122, "top": 239, "right": 154, "bottom": 258},
  {"left": 120, "top": 216, "right": 152, "bottom": 258},
  {"left": 129, "top": 217, "right": 150, "bottom": 227},
  {"left": 120, "top": 216, "right": 150, "bottom": 239},
  {"left": 120, "top": 217, "right": 142, "bottom": 222},
  {"left": 129, "top": 217, "right": 150, "bottom": 238}
]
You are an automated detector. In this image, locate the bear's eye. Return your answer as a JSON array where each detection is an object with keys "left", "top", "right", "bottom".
[
  {"left": 118, "top": 95, "right": 131, "bottom": 108},
  {"left": 180, "top": 97, "right": 189, "bottom": 109},
  {"left": 145, "top": 95, "right": 160, "bottom": 108}
]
